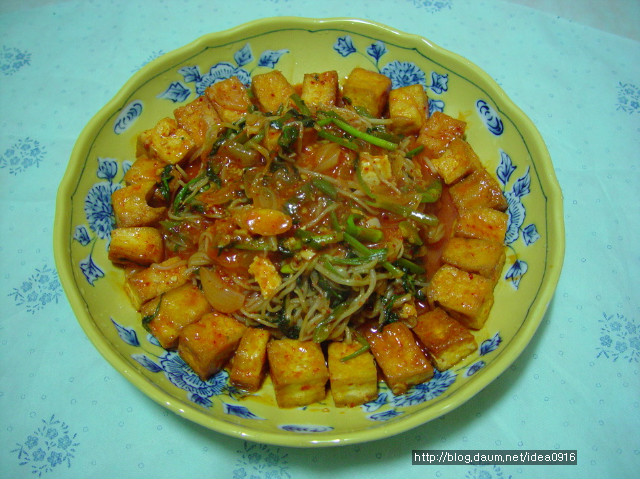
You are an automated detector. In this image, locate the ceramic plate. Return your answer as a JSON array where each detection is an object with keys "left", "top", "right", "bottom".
[{"left": 54, "top": 17, "right": 564, "bottom": 447}]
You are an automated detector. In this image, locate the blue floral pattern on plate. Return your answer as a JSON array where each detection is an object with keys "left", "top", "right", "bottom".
[
  {"left": 73, "top": 157, "right": 128, "bottom": 285},
  {"left": 476, "top": 99, "right": 504, "bottom": 135},
  {"left": 159, "top": 43, "right": 289, "bottom": 102},
  {"left": 113, "top": 100, "right": 144, "bottom": 135},
  {"left": 497, "top": 150, "right": 538, "bottom": 289}
]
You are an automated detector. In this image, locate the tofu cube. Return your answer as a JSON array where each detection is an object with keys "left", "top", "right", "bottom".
[
  {"left": 389, "top": 84, "right": 428, "bottom": 135},
  {"left": 417, "top": 111, "right": 466, "bottom": 158},
  {"left": 327, "top": 341, "right": 378, "bottom": 408},
  {"left": 178, "top": 312, "right": 247, "bottom": 380},
  {"left": 248, "top": 256, "right": 281, "bottom": 299},
  {"left": 426, "top": 264, "right": 495, "bottom": 330},
  {"left": 431, "top": 138, "right": 482, "bottom": 185},
  {"left": 136, "top": 117, "right": 197, "bottom": 164},
  {"left": 123, "top": 155, "right": 166, "bottom": 185},
  {"left": 358, "top": 151, "right": 392, "bottom": 189},
  {"left": 251, "top": 70, "right": 296, "bottom": 113},
  {"left": 412, "top": 308, "right": 478, "bottom": 370},
  {"left": 301, "top": 71, "right": 339, "bottom": 109},
  {"left": 108, "top": 227, "right": 164, "bottom": 265},
  {"left": 449, "top": 168, "right": 508, "bottom": 212},
  {"left": 342, "top": 67, "right": 392, "bottom": 117},
  {"left": 267, "top": 339, "right": 329, "bottom": 408},
  {"left": 362, "top": 321, "right": 434, "bottom": 395},
  {"left": 173, "top": 95, "right": 221, "bottom": 148},
  {"left": 124, "top": 258, "right": 189, "bottom": 310},
  {"left": 111, "top": 180, "right": 167, "bottom": 228},
  {"left": 142, "top": 283, "right": 212, "bottom": 349},
  {"left": 204, "top": 76, "right": 251, "bottom": 124},
  {"left": 229, "top": 328, "right": 271, "bottom": 392},
  {"left": 441, "top": 237, "right": 506, "bottom": 284},
  {"left": 455, "top": 207, "right": 509, "bottom": 244}
]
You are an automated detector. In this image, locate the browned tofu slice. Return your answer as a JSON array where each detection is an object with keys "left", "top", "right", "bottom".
[
  {"left": 251, "top": 70, "right": 296, "bottom": 113},
  {"left": 136, "top": 117, "right": 197, "bottom": 164},
  {"left": 362, "top": 321, "right": 434, "bottom": 395},
  {"left": 123, "top": 155, "right": 166, "bottom": 185},
  {"left": 178, "top": 312, "right": 247, "bottom": 380},
  {"left": 441, "top": 237, "right": 506, "bottom": 284},
  {"left": 123, "top": 258, "right": 189, "bottom": 310},
  {"left": 449, "top": 168, "right": 508, "bottom": 212},
  {"left": 389, "top": 84, "right": 429, "bottom": 135},
  {"left": 426, "top": 264, "right": 494, "bottom": 330},
  {"left": 173, "top": 95, "right": 221, "bottom": 148},
  {"left": 342, "top": 67, "right": 392, "bottom": 117},
  {"left": 417, "top": 111, "right": 466, "bottom": 158},
  {"left": 301, "top": 71, "right": 339, "bottom": 109},
  {"left": 455, "top": 207, "right": 509, "bottom": 244},
  {"left": 204, "top": 76, "right": 251, "bottom": 124},
  {"left": 111, "top": 181, "right": 167, "bottom": 228},
  {"left": 327, "top": 341, "right": 378, "bottom": 408},
  {"left": 412, "top": 308, "right": 477, "bottom": 370},
  {"left": 431, "top": 138, "right": 482, "bottom": 185},
  {"left": 108, "top": 227, "right": 164, "bottom": 266},
  {"left": 267, "top": 339, "right": 329, "bottom": 408},
  {"left": 142, "top": 283, "right": 212, "bottom": 349},
  {"left": 229, "top": 328, "right": 271, "bottom": 392}
]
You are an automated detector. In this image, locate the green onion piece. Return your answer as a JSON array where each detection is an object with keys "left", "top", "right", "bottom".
[
  {"left": 329, "top": 210, "right": 341, "bottom": 231},
  {"left": 340, "top": 333, "right": 371, "bottom": 362},
  {"left": 395, "top": 257, "right": 426, "bottom": 275},
  {"left": 290, "top": 93, "right": 312, "bottom": 117},
  {"left": 420, "top": 179, "right": 442, "bottom": 203},
  {"left": 343, "top": 232, "right": 402, "bottom": 276},
  {"left": 340, "top": 343, "right": 370, "bottom": 361},
  {"left": 278, "top": 123, "right": 299, "bottom": 150},
  {"left": 205, "top": 161, "right": 222, "bottom": 188},
  {"left": 345, "top": 214, "right": 383, "bottom": 243},
  {"left": 316, "top": 117, "right": 333, "bottom": 127},
  {"left": 342, "top": 231, "right": 373, "bottom": 256},
  {"left": 405, "top": 145, "right": 425, "bottom": 158},
  {"left": 322, "top": 259, "right": 347, "bottom": 278},
  {"left": 369, "top": 200, "right": 439, "bottom": 226},
  {"left": 280, "top": 263, "right": 294, "bottom": 275},
  {"left": 142, "top": 294, "right": 163, "bottom": 332},
  {"left": 295, "top": 229, "right": 342, "bottom": 250},
  {"left": 329, "top": 117, "right": 398, "bottom": 151},
  {"left": 173, "top": 173, "right": 206, "bottom": 213},
  {"left": 159, "top": 165, "right": 173, "bottom": 202},
  {"left": 367, "top": 128, "right": 402, "bottom": 144},
  {"left": 232, "top": 237, "right": 278, "bottom": 251},
  {"left": 278, "top": 237, "right": 302, "bottom": 256},
  {"left": 311, "top": 178, "right": 337, "bottom": 199},
  {"left": 317, "top": 129, "right": 359, "bottom": 151},
  {"left": 312, "top": 303, "right": 348, "bottom": 343},
  {"left": 381, "top": 261, "right": 404, "bottom": 277},
  {"left": 327, "top": 249, "right": 387, "bottom": 265},
  {"left": 316, "top": 273, "right": 349, "bottom": 305}
]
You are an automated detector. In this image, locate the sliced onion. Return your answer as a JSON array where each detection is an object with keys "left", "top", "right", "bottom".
[
  {"left": 199, "top": 267, "right": 245, "bottom": 313},
  {"left": 314, "top": 142, "right": 341, "bottom": 172}
]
